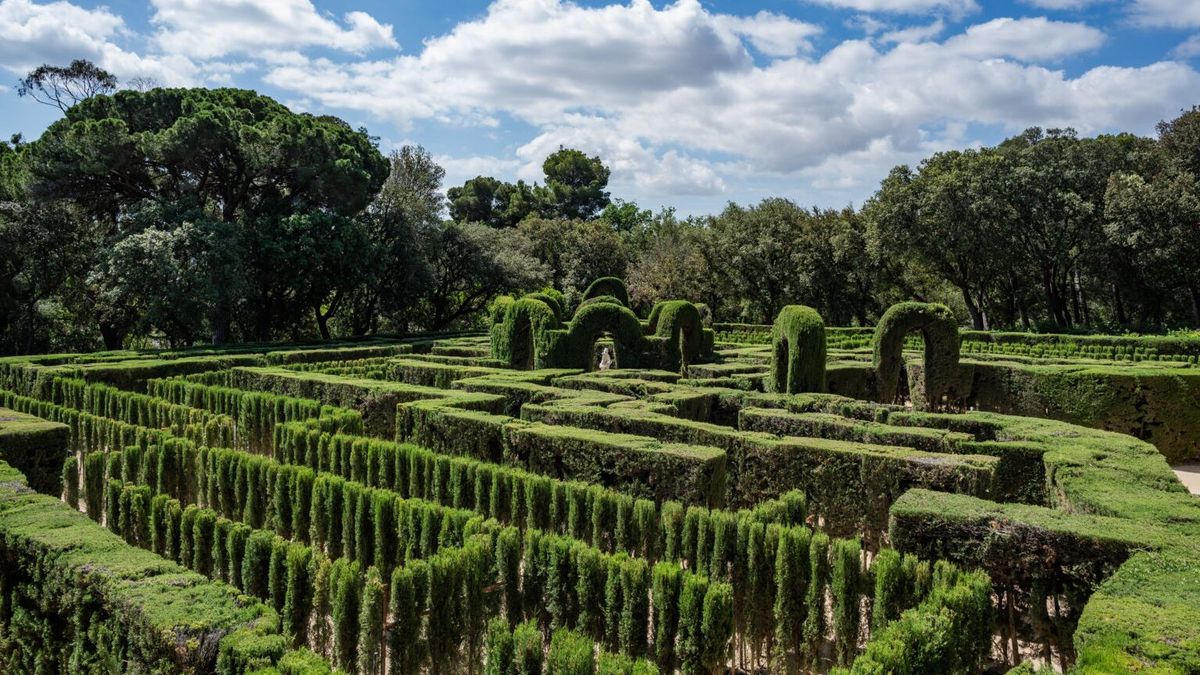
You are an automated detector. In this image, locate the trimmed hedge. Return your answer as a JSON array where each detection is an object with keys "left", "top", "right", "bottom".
[
  {"left": 0, "top": 460, "right": 289, "bottom": 674},
  {"left": 0, "top": 406, "right": 69, "bottom": 495},
  {"left": 770, "top": 305, "right": 827, "bottom": 394},
  {"left": 872, "top": 302, "right": 961, "bottom": 408},
  {"left": 583, "top": 277, "right": 631, "bottom": 308}
]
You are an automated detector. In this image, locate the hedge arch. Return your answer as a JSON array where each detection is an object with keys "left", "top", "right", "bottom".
[
  {"left": 770, "top": 305, "right": 827, "bottom": 394},
  {"left": 582, "top": 277, "right": 630, "bottom": 308},
  {"left": 524, "top": 292, "right": 563, "bottom": 321},
  {"left": 495, "top": 298, "right": 562, "bottom": 369},
  {"left": 559, "top": 302, "right": 648, "bottom": 370},
  {"left": 872, "top": 302, "right": 961, "bottom": 408},
  {"left": 651, "top": 301, "right": 704, "bottom": 372}
]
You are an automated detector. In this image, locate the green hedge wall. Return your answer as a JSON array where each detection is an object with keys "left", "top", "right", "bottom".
[
  {"left": 0, "top": 460, "right": 290, "bottom": 674},
  {"left": 0, "top": 406, "right": 69, "bottom": 495}
]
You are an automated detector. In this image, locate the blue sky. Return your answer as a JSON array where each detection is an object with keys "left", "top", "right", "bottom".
[{"left": 2, "top": 0, "right": 1199, "bottom": 215}]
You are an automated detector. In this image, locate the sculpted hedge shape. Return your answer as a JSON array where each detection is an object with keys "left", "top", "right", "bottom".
[
  {"left": 872, "top": 302, "right": 961, "bottom": 408},
  {"left": 770, "top": 305, "right": 827, "bottom": 394}
]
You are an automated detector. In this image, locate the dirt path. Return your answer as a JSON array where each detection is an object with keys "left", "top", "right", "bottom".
[{"left": 1173, "top": 464, "right": 1200, "bottom": 495}]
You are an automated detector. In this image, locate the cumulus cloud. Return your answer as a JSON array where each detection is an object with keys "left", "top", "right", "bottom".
[
  {"left": 149, "top": 0, "right": 397, "bottom": 59},
  {"left": 1173, "top": 34, "right": 1200, "bottom": 59},
  {"left": 262, "top": 1, "right": 1195, "bottom": 198},
  {"left": 803, "top": 0, "right": 979, "bottom": 16},
  {"left": 1020, "top": 0, "right": 1104, "bottom": 9},
  {"left": 943, "top": 17, "right": 1106, "bottom": 61},
  {"left": 1130, "top": 0, "right": 1200, "bottom": 29},
  {"left": 880, "top": 19, "right": 945, "bottom": 44},
  {"left": 714, "top": 11, "right": 822, "bottom": 57},
  {"left": 0, "top": 0, "right": 197, "bottom": 84}
]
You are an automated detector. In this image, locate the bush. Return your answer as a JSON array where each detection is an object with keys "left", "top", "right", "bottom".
[{"left": 771, "top": 305, "right": 827, "bottom": 394}]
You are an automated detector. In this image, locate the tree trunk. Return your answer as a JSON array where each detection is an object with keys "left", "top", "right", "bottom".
[
  {"left": 1189, "top": 284, "right": 1200, "bottom": 326},
  {"left": 1112, "top": 284, "right": 1127, "bottom": 326},
  {"left": 961, "top": 287, "right": 985, "bottom": 330},
  {"left": 98, "top": 320, "right": 125, "bottom": 350},
  {"left": 314, "top": 306, "right": 331, "bottom": 341},
  {"left": 1041, "top": 267, "right": 1065, "bottom": 328}
]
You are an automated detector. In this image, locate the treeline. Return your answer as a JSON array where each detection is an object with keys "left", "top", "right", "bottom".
[{"left": 2, "top": 60, "right": 1198, "bottom": 354}]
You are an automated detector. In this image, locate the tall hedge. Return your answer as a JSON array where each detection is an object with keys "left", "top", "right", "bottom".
[
  {"left": 871, "top": 302, "right": 961, "bottom": 408},
  {"left": 770, "top": 305, "right": 827, "bottom": 394}
]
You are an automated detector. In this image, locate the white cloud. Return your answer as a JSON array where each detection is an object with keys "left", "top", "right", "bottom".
[
  {"left": 1173, "top": 34, "right": 1200, "bottom": 59},
  {"left": 149, "top": 0, "right": 397, "bottom": 59},
  {"left": 261, "top": 2, "right": 1199, "bottom": 204},
  {"left": 1130, "top": 0, "right": 1200, "bottom": 29},
  {"left": 1020, "top": 0, "right": 1104, "bottom": 9},
  {"left": 880, "top": 19, "right": 945, "bottom": 44},
  {"left": 804, "top": 0, "right": 979, "bottom": 16},
  {"left": 0, "top": 0, "right": 197, "bottom": 84},
  {"left": 944, "top": 17, "right": 1105, "bottom": 61},
  {"left": 715, "top": 11, "right": 822, "bottom": 57}
]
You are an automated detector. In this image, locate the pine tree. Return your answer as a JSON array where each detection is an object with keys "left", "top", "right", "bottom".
[
  {"left": 485, "top": 617, "right": 515, "bottom": 675},
  {"left": 389, "top": 566, "right": 420, "bottom": 675},
  {"left": 576, "top": 544, "right": 606, "bottom": 641},
  {"left": 282, "top": 544, "right": 313, "bottom": 646},
  {"left": 620, "top": 558, "right": 650, "bottom": 658},
  {"left": 803, "top": 532, "right": 830, "bottom": 666},
  {"left": 331, "top": 558, "right": 362, "bottom": 671},
  {"left": 871, "top": 547, "right": 903, "bottom": 633},
  {"left": 773, "top": 527, "right": 811, "bottom": 673},
  {"left": 548, "top": 628, "right": 594, "bottom": 675},
  {"left": 497, "top": 526, "right": 523, "bottom": 626},
  {"left": 513, "top": 620, "right": 544, "bottom": 675}
]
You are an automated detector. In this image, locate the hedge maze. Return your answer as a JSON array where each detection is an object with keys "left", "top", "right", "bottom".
[{"left": 0, "top": 284, "right": 1197, "bottom": 673}]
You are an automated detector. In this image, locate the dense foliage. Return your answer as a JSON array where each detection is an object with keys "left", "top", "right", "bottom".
[{"left": 3, "top": 64, "right": 1200, "bottom": 354}]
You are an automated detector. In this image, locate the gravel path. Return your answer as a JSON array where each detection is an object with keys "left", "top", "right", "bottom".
[{"left": 1174, "top": 464, "right": 1200, "bottom": 495}]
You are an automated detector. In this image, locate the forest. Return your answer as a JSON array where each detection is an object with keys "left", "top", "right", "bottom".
[{"left": 2, "top": 60, "right": 1199, "bottom": 355}]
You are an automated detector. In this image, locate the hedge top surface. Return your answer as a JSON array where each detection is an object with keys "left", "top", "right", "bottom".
[{"left": 582, "top": 276, "right": 630, "bottom": 307}]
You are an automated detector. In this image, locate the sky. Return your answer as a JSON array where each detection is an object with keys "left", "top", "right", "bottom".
[{"left": 2, "top": 0, "right": 1199, "bottom": 216}]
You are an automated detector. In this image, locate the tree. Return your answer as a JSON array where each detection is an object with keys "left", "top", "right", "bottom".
[
  {"left": 1158, "top": 106, "right": 1200, "bottom": 178},
  {"left": 519, "top": 218, "right": 629, "bottom": 299},
  {"left": 1105, "top": 170, "right": 1200, "bottom": 324},
  {"left": 412, "top": 222, "right": 547, "bottom": 330},
  {"left": 448, "top": 176, "right": 536, "bottom": 228},
  {"left": 26, "top": 88, "right": 389, "bottom": 344},
  {"left": 17, "top": 59, "right": 117, "bottom": 111},
  {"left": 539, "top": 147, "right": 611, "bottom": 219},
  {"left": 865, "top": 150, "right": 1013, "bottom": 329}
]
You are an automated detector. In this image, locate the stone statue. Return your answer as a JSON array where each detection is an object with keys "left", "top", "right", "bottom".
[{"left": 599, "top": 347, "right": 613, "bottom": 371}]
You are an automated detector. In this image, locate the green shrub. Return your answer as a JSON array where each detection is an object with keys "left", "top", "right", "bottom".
[
  {"left": 548, "top": 627, "right": 596, "bottom": 675},
  {"left": 872, "top": 302, "right": 960, "bottom": 408},
  {"left": 770, "top": 305, "right": 827, "bottom": 394}
]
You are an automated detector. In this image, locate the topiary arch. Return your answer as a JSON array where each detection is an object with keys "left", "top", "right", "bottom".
[
  {"left": 650, "top": 301, "right": 704, "bottom": 372},
  {"left": 582, "top": 277, "right": 630, "bottom": 308},
  {"left": 770, "top": 305, "right": 827, "bottom": 394},
  {"left": 493, "top": 291, "right": 713, "bottom": 372},
  {"left": 872, "top": 302, "right": 961, "bottom": 408},
  {"left": 494, "top": 298, "right": 562, "bottom": 369}
]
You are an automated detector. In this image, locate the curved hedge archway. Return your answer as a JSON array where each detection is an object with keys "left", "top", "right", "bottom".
[
  {"left": 495, "top": 298, "right": 562, "bottom": 369},
  {"left": 651, "top": 301, "right": 703, "bottom": 372},
  {"left": 872, "top": 302, "right": 961, "bottom": 407},
  {"left": 770, "top": 305, "right": 827, "bottom": 394},
  {"left": 582, "top": 277, "right": 630, "bottom": 307}
]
